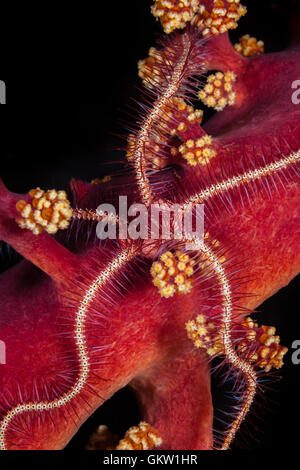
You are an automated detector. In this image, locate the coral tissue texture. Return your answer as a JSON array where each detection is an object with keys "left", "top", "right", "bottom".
[{"left": 0, "top": 0, "right": 299, "bottom": 451}]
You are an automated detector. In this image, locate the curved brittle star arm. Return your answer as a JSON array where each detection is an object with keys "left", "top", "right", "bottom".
[
  {"left": 184, "top": 150, "right": 300, "bottom": 205},
  {"left": 0, "top": 247, "right": 137, "bottom": 450},
  {"left": 189, "top": 237, "right": 257, "bottom": 450},
  {"left": 130, "top": 33, "right": 194, "bottom": 206}
]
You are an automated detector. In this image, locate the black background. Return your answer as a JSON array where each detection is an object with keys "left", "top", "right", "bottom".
[{"left": 0, "top": 0, "right": 299, "bottom": 452}]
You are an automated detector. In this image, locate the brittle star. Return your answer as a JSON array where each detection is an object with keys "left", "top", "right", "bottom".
[{"left": 0, "top": 0, "right": 299, "bottom": 451}]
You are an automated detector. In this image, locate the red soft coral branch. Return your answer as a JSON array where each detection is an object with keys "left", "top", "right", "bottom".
[{"left": 0, "top": 1, "right": 299, "bottom": 452}]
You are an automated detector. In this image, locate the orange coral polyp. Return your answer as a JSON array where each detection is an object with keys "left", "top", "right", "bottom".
[
  {"left": 238, "top": 318, "right": 288, "bottom": 372},
  {"left": 192, "top": 0, "right": 247, "bottom": 36},
  {"left": 169, "top": 97, "right": 204, "bottom": 138},
  {"left": 151, "top": 0, "right": 200, "bottom": 34},
  {"left": 15, "top": 188, "right": 73, "bottom": 235},
  {"left": 116, "top": 422, "right": 162, "bottom": 450},
  {"left": 179, "top": 135, "right": 216, "bottom": 166},
  {"left": 186, "top": 314, "right": 223, "bottom": 356},
  {"left": 198, "top": 71, "right": 236, "bottom": 111},
  {"left": 235, "top": 35, "right": 264, "bottom": 57},
  {"left": 138, "top": 47, "right": 166, "bottom": 89},
  {"left": 151, "top": 250, "right": 196, "bottom": 298},
  {"left": 187, "top": 313, "right": 288, "bottom": 373}
]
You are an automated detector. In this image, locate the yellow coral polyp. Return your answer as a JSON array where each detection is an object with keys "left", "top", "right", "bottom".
[
  {"left": 126, "top": 133, "right": 166, "bottom": 170},
  {"left": 198, "top": 71, "right": 236, "bottom": 111},
  {"left": 16, "top": 188, "right": 73, "bottom": 235},
  {"left": 173, "top": 97, "right": 203, "bottom": 125},
  {"left": 170, "top": 97, "right": 204, "bottom": 137},
  {"left": 151, "top": 0, "right": 200, "bottom": 34},
  {"left": 192, "top": 0, "right": 247, "bottom": 36},
  {"left": 186, "top": 314, "right": 223, "bottom": 356},
  {"left": 138, "top": 47, "right": 167, "bottom": 89},
  {"left": 151, "top": 250, "right": 195, "bottom": 298},
  {"left": 116, "top": 421, "right": 162, "bottom": 450},
  {"left": 238, "top": 318, "right": 288, "bottom": 372},
  {"left": 234, "top": 35, "right": 264, "bottom": 57},
  {"left": 179, "top": 135, "right": 216, "bottom": 166},
  {"left": 187, "top": 312, "right": 288, "bottom": 372},
  {"left": 127, "top": 95, "right": 204, "bottom": 170},
  {"left": 91, "top": 175, "right": 112, "bottom": 184}
]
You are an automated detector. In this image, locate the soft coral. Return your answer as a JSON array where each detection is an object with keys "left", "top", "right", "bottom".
[{"left": 0, "top": 1, "right": 299, "bottom": 451}]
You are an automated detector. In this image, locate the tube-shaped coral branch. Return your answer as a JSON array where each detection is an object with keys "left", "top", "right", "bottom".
[{"left": 203, "top": 32, "right": 246, "bottom": 72}]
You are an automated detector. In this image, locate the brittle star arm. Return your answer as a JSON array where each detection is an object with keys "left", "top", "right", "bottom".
[
  {"left": 129, "top": 33, "right": 197, "bottom": 206},
  {"left": 179, "top": 148, "right": 300, "bottom": 305}
]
